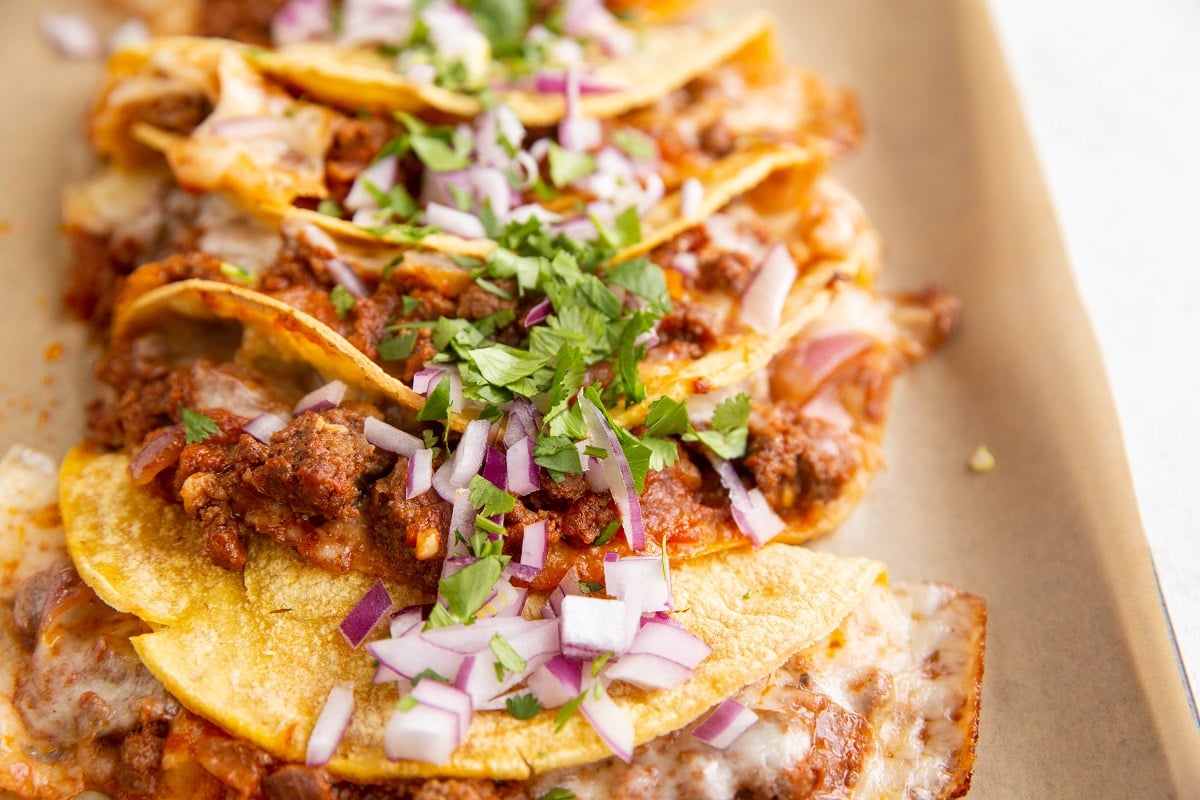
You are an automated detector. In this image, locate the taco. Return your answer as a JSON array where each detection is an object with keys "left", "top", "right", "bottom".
[{"left": 0, "top": 445, "right": 983, "bottom": 798}]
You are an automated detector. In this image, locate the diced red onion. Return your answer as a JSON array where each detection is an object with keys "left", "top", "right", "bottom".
[
  {"left": 390, "top": 605, "right": 425, "bottom": 638},
  {"left": 520, "top": 520, "right": 548, "bottom": 570},
  {"left": 425, "top": 203, "right": 487, "bottom": 239},
  {"left": 364, "top": 416, "right": 423, "bottom": 456},
  {"left": 503, "top": 398, "right": 542, "bottom": 446},
  {"left": 407, "top": 448, "right": 434, "bottom": 499},
  {"left": 326, "top": 257, "right": 369, "bottom": 298},
  {"left": 559, "top": 595, "right": 636, "bottom": 659},
  {"left": 504, "top": 561, "right": 540, "bottom": 583},
  {"left": 209, "top": 116, "right": 288, "bottom": 139},
  {"left": 522, "top": 298, "right": 552, "bottom": 328},
  {"left": 410, "top": 679, "right": 473, "bottom": 742},
  {"left": 709, "top": 456, "right": 785, "bottom": 546},
  {"left": 494, "top": 105, "right": 525, "bottom": 150},
  {"left": 305, "top": 682, "right": 354, "bottom": 766},
  {"left": 603, "top": 653, "right": 694, "bottom": 690},
  {"left": 527, "top": 656, "right": 583, "bottom": 708},
  {"left": 580, "top": 684, "right": 634, "bottom": 763},
  {"left": 636, "top": 173, "right": 665, "bottom": 216},
  {"left": 467, "top": 166, "right": 514, "bottom": 219},
  {"left": 669, "top": 252, "right": 699, "bottom": 278},
  {"left": 692, "top": 699, "right": 759, "bottom": 749},
  {"left": 272, "top": 0, "right": 333, "bottom": 47},
  {"left": 294, "top": 380, "right": 347, "bottom": 414},
  {"left": 505, "top": 436, "right": 539, "bottom": 496},
  {"left": 369, "top": 636, "right": 467, "bottom": 682},
  {"left": 680, "top": 178, "right": 704, "bottom": 219},
  {"left": 424, "top": 616, "right": 544, "bottom": 653},
  {"left": 559, "top": 116, "right": 602, "bottom": 153},
  {"left": 406, "top": 61, "right": 437, "bottom": 85},
  {"left": 740, "top": 244, "right": 798, "bottom": 334},
  {"left": 384, "top": 702, "right": 459, "bottom": 764},
  {"left": 532, "top": 71, "right": 619, "bottom": 95},
  {"left": 339, "top": 579, "right": 394, "bottom": 648},
  {"left": 39, "top": 12, "right": 100, "bottom": 60},
  {"left": 435, "top": 419, "right": 490, "bottom": 501},
  {"left": 243, "top": 413, "right": 288, "bottom": 444},
  {"left": 345, "top": 155, "right": 399, "bottom": 213},
  {"left": 604, "top": 556, "right": 672, "bottom": 615},
  {"left": 629, "top": 619, "right": 712, "bottom": 669},
  {"left": 579, "top": 396, "right": 646, "bottom": 551},
  {"left": 339, "top": 0, "right": 416, "bottom": 48},
  {"left": 445, "top": 488, "right": 476, "bottom": 553},
  {"left": 482, "top": 446, "right": 507, "bottom": 488},
  {"left": 108, "top": 19, "right": 150, "bottom": 52},
  {"left": 412, "top": 367, "right": 447, "bottom": 395}
]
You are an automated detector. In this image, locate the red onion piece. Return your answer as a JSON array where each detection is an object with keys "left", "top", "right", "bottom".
[
  {"left": 503, "top": 399, "right": 542, "bottom": 446},
  {"left": 326, "top": 257, "right": 370, "bottom": 298},
  {"left": 580, "top": 683, "right": 634, "bottom": 763},
  {"left": 740, "top": 243, "right": 798, "bottom": 334},
  {"left": 526, "top": 656, "right": 583, "bottom": 708},
  {"left": 412, "top": 367, "right": 447, "bottom": 395},
  {"left": 503, "top": 561, "right": 539, "bottom": 584},
  {"left": 305, "top": 681, "right": 354, "bottom": 766},
  {"left": 445, "top": 488, "right": 475, "bottom": 554},
  {"left": 669, "top": 252, "right": 699, "bottom": 278},
  {"left": 365, "top": 416, "right": 423, "bottom": 456},
  {"left": 407, "top": 448, "right": 434, "bottom": 499},
  {"left": 406, "top": 61, "right": 437, "bottom": 85},
  {"left": 339, "top": 579, "right": 394, "bottom": 648},
  {"left": 680, "top": 177, "right": 704, "bottom": 219},
  {"left": 129, "top": 426, "right": 185, "bottom": 486},
  {"left": 520, "top": 520, "right": 548, "bottom": 569},
  {"left": 423, "top": 616, "right": 548, "bottom": 653},
  {"left": 603, "top": 556, "right": 672, "bottom": 615},
  {"left": 505, "top": 436, "right": 539, "bottom": 496},
  {"left": 467, "top": 166, "right": 514, "bottom": 219},
  {"left": 369, "top": 635, "right": 467, "bottom": 681},
  {"left": 271, "top": 0, "right": 333, "bottom": 47},
  {"left": 692, "top": 698, "right": 759, "bottom": 749},
  {"left": 294, "top": 380, "right": 347, "bottom": 414},
  {"left": 109, "top": 19, "right": 150, "bottom": 52},
  {"left": 532, "top": 71, "right": 619, "bottom": 95},
  {"left": 384, "top": 703, "right": 460, "bottom": 764},
  {"left": 425, "top": 202, "right": 487, "bottom": 239},
  {"left": 410, "top": 679, "right": 473, "bottom": 742},
  {"left": 636, "top": 172, "right": 665, "bottom": 216},
  {"left": 345, "top": 155, "right": 399, "bottom": 213},
  {"left": 243, "top": 413, "right": 288, "bottom": 444},
  {"left": 579, "top": 396, "right": 646, "bottom": 551},
  {"left": 602, "top": 653, "right": 694, "bottom": 690},
  {"left": 559, "top": 595, "right": 636, "bottom": 659},
  {"left": 559, "top": 116, "right": 602, "bottom": 153},
  {"left": 39, "top": 12, "right": 101, "bottom": 60},
  {"left": 390, "top": 605, "right": 425, "bottom": 638},
  {"left": 522, "top": 298, "right": 553, "bottom": 328},
  {"left": 482, "top": 446, "right": 507, "bottom": 488},
  {"left": 709, "top": 456, "right": 785, "bottom": 546},
  {"left": 433, "top": 419, "right": 491, "bottom": 501},
  {"left": 629, "top": 619, "right": 712, "bottom": 669}
]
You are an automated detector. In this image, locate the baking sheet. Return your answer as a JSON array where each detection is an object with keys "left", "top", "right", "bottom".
[{"left": 1, "top": 0, "right": 1198, "bottom": 797}]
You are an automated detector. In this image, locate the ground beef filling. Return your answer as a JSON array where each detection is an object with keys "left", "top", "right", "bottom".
[{"left": 197, "top": 0, "right": 288, "bottom": 46}]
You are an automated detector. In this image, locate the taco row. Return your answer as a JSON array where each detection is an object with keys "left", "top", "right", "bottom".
[{"left": 2, "top": 3, "right": 982, "bottom": 799}]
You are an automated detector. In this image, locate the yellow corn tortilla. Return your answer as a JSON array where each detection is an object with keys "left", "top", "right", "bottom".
[{"left": 59, "top": 446, "right": 885, "bottom": 780}]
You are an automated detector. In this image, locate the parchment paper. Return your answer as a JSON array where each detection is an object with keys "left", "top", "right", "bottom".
[{"left": 0, "top": 0, "right": 1196, "bottom": 797}]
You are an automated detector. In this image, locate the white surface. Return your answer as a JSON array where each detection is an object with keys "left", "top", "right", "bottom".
[{"left": 987, "top": 0, "right": 1200, "bottom": 709}]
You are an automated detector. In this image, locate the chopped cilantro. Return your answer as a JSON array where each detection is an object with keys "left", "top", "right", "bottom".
[
  {"left": 475, "top": 515, "right": 507, "bottom": 537},
  {"left": 612, "top": 128, "right": 657, "bottom": 161},
  {"left": 469, "top": 530, "right": 505, "bottom": 558},
  {"left": 685, "top": 393, "right": 752, "bottom": 459},
  {"left": 505, "top": 692, "right": 543, "bottom": 720},
  {"left": 317, "top": 198, "right": 344, "bottom": 218},
  {"left": 378, "top": 330, "right": 419, "bottom": 361},
  {"left": 538, "top": 790, "right": 576, "bottom": 800},
  {"left": 410, "top": 130, "right": 472, "bottom": 172},
  {"left": 590, "top": 652, "right": 614, "bottom": 678},
  {"left": 592, "top": 520, "right": 620, "bottom": 547},
  {"left": 330, "top": 285, "right": 356, "bottom": 319},
  {"left": 365, "top": 181, "right": 419, "bottom": 221},
  {"left": 554, "top": 691, "right": 587, "bottom": 732},
  {"left": 548, "top": 143, "right": 596, "bottom": 188},
  {"left": 412, "top": 668, "right": 450, "bottom": 686},
  {"left": 396, "top": 695, "right": 419, "bottom": 712},
  {"left": 489, "top": 633, "right": 527, "bottom": 680},
  {"left": 416, "top": 374, "right": 453, "bottom": 423},
  {"left": 577, "top": 580, "right": 603, "bottom": 595},
  {"left": 644, "top": 396, "right": 691, "bottom": 438},
  {"left": 219, "top": 262, "right": 255, "bottom": 285},
  {"left": 182, "top": 409, "right": 219, "bottom": 445},
  {"left": 430, "top": 555, "right": 509, "bottom": 627},
  {"left": 469, "top": 474, "right": 516, "bottom": 516},
  {"left": 400, "top": 295, "right": 423, "bottom": 315}
]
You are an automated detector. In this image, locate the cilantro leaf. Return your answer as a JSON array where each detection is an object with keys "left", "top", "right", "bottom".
[
  {"left": 433, "top": 556, "right": 509, "bottom": 626},
  {"left": 538, "top": 790, "right": 576, "bottom": 800},
  {"left": 605, "top": 259, "right": 670, "bottom": 313},
  {"left": 505, "top": 693, "right": 543, "bottom": 720},
  {"left": 612, "top": 128, "right": 657, "bottom": 161},
  {"left": 554, "top": 691, "right": 587, "bottom": 731},
  {"left": 466, "top": 345, "right": 550, "bottom": 387},
  {"left": 330, "top": 285, "right": 356, "bottom": 319},
  {"left": 592, "top": 520, "right": 620, "bottom": 547},
  {"left": 548, "top": 143, "right": 596, "bottom": 187},
  {"left": 219, "top": 262, "right": 255, "bottom": 285},
  {"left": 182, "top": 408, "right": 220, "bottom": 445},
  {"left": 686, "top": 393, "right": 752, "bottom": 459},
  {"left": 396, "top": 695, "right": 419, "bottom": 711},
  {"left": 469, "top": 474, "right": 516, "bottom": 516},
  {"left": 644, "top": 397, "right": 690, "bottom": 438},
  {"left": 317, "top": 198, "right": 344, "bottom": 218},
  {"left": 411, "top": 668, "right": 450, "bottom": 686},
  {"left": 410, "top": 132, "right": 472, "bottom": 172},
  {"left": 577, "top": 580, "right": 603, "bottom": 594},
  {"left": 417, "top": 374, "right": 452, "bottom": 422},
  {"left": 378, "top": 330, "right": 419, "bottom": 361},
  {"left": 533, "top": 435, "right": 584, "bottom": 478},
  {"left": 489, "top": 633, "right": 527, "bottom": 680}
]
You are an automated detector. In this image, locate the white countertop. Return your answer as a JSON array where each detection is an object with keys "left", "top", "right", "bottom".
[{"left": 987, "top": 0, "right": 1200, "bottom": 712}]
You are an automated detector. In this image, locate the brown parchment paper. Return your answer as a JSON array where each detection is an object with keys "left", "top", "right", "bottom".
[{"left": 0, "top": 0, "right": 1198, "bottom": 798}]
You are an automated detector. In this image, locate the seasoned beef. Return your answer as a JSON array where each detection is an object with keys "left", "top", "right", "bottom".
[
  {"left": 325, "top": 116, "right": 399, "bottom": 204},
  {"left": 655, "top": 303, "right": 721, "bottom": 359},
  {"left": 266, "top": 765, "right": 334, "bottom": 800},
  {"left": 198, "top": 0, "right": 288, "bottom": 46},
  {"left": 454, "top": 280, "right": 519, "bottom": 320},
  {"left": 744, "top": 406, "right": 859, "bottom": 511}
]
